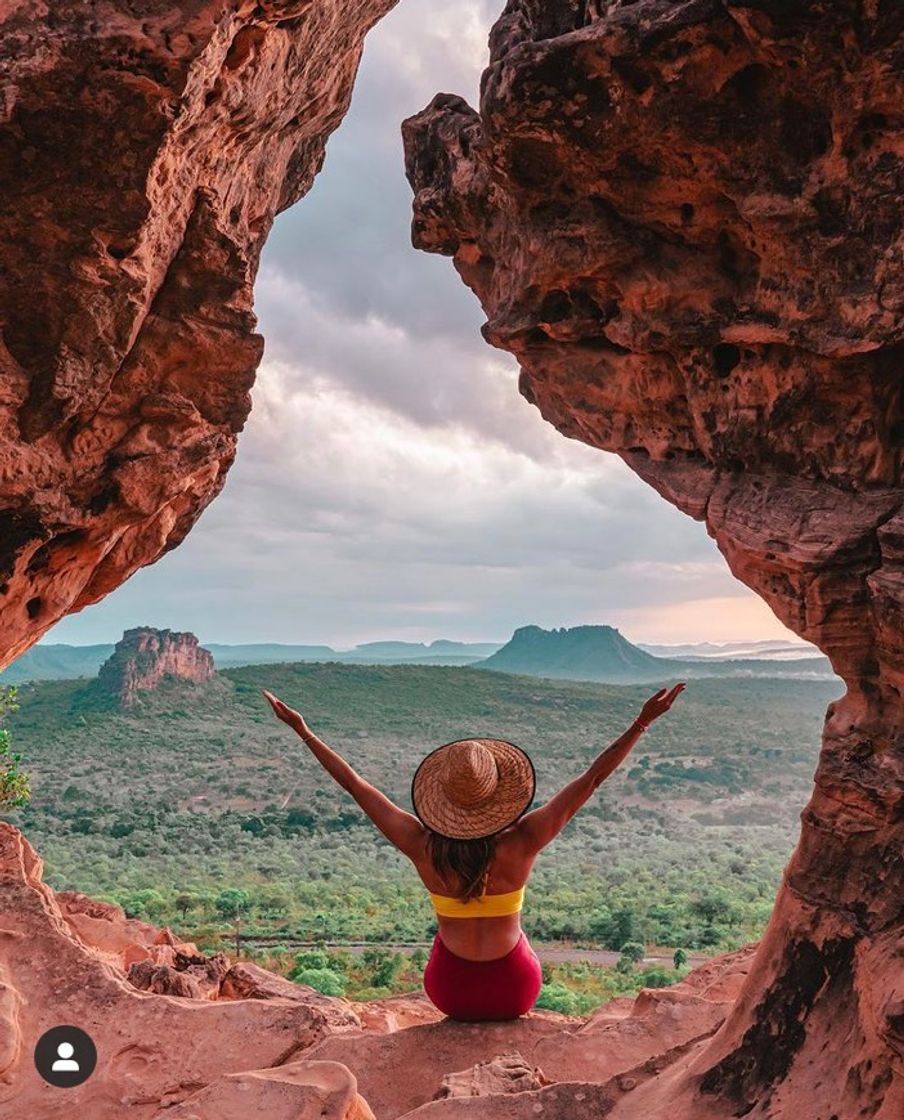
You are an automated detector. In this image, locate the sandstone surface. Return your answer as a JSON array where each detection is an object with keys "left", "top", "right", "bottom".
[
  {"left": 404, "top": 2, "right": 903, "bottom": 1116},
  {"left": 0, "top": 0, "right": 396, "bottom": 666},
  {"left": 0, "top": 821, "right": 763, "bottom": 1119},
  {"left": 0, "top": 822, "right": 363, "bottom": 1118},
  {"left": 1, "top": 0, "right": 902, "bottom": 1117},
  {"left": 304, "top": 944, "right": 754, "bottom": 1118}
]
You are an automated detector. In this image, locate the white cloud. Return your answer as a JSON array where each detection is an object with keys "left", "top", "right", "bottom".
[{"left": 45, "top": 0, "right": 793, "bottom": 650}]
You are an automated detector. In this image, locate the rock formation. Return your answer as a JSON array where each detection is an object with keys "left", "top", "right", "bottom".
[
  {"left": 0, "top": 0, "right": 396, "bottom": 667},
  {"left": 94, "top": 625, "right": 215, "bottom": 706},
  {"left": 0, "top": 821, "right": 760, "bottom": 1119},
  {"left": 1, "top": 0, "right": 901, "bottom": 1117},
  {"left": 403, "top": 2, "right": 903, "bottom": 1116},
  {"left": 0, "top": 823, "right": 371, "bottom": 1119}
]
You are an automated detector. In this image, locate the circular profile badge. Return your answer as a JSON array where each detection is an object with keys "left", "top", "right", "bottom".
[{"left": 34, "top": 1025, "right": 97, "bottom": 1088}]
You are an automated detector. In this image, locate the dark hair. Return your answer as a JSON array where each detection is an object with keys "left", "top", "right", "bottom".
[{"left": 426, "top": 830, "right": 498, "bottom": 902}]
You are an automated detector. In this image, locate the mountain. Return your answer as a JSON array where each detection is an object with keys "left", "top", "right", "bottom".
[
  {"left": 476, "top": 624, "right": 667, "bottom": 681},
  {"left": 205, "top": 643, "right": 338, "bottom": 668},
  {"left": 0, "top": 626, "right": 834, "bottom": 688},
  {"left": 0, "top": 643, "right": 115, "bottom": 684},
  {"left": 340, "top": 640, "right": 501, "bottom": 662},
  {"left": 0, "top": 636, "right": 504, "bottom": 684},
  {"left": 474, "top": 625, "right": 834, "bottom": 683},
  {"left": 637, "top": 639, "right": 822, "bottom": 661},
  {"left": 92, "top": 628, "right": 215, "bottom": 708}
]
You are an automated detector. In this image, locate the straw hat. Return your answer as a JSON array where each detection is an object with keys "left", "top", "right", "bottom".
[{"left": 411, "top": 737, "right": 535, "bottom": 840}]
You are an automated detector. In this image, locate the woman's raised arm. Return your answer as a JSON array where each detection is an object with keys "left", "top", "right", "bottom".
[
  {"left": 262, "top": 690, "right": 426, "bottom": 858},
  {"left": 513, "top": 683, "right": 686, "bottom": 854}
]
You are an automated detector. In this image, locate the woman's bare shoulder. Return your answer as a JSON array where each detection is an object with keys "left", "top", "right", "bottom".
[{"left": 489, "top": 828, "right": 536, "bottom": 886}]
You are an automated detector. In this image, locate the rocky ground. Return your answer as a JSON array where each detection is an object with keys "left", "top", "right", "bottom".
[{"left": 0, "top": 821, "right": 756, "bottom": 1119}]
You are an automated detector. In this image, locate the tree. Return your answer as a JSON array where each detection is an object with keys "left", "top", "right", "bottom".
[
  {"left": 120, "top": 888, "right": 166, "bottom": 921},
  {"left": 175, "top": 893, "right": 199, "bottom": 920},
  {"left": 293, "top": 950, "right": 332, "bottom": 972},
  {"left": 215, "top": 888, "right": 252, "bottom": 921},
  {"left": 610, "top": 908, "right": 636, "bottom": 949},
  {"left": 689, "top": 889, "right": 738, "bottom": 926},
  {"left": 215, "top": 888, "right": 252, "bottom": 957},
  {"left": 619, "top": 941, "right": 646, "bottom": 964},
  {"left": 362, "top": 947, "right": 403, "bottom": 988},
  {"left": 0, "top": 687, "right": 29, "bottom": 809}
]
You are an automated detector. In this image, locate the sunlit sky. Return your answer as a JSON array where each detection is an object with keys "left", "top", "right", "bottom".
[{"left": 49, "top": 0, "right": 800, "bottom": 650}]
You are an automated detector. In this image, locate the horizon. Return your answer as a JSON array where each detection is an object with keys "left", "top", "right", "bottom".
[{"left": 28, "top": 625, "right": 820, "bottom": 653}]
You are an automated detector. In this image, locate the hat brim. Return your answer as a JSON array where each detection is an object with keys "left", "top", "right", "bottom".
[{"left": 411, "top": 737, "right": 536, "bottom": 840}]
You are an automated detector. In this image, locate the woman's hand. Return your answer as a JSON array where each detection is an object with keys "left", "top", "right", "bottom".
[
  {"left": 262, "top": 690, "right": 307, "bottom": 734},
  {"left": 638, "top": 682, "right": 686, "bottom": 726}
]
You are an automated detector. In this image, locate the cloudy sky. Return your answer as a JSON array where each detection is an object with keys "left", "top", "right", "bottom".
[{"left": 50, "top": 0, "right": 798, "bottom": 650}]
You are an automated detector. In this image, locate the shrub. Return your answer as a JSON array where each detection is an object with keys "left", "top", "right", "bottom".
[
  {"left": 636, "top": 965, "right": 676, "bottom": 989},
  {"left": 291, "top": 967, "right": 345, "bottom": 997},
  {"left": 291, "top": 950, "right": 333, "bottom": 972},
  {"left": 0, "top": 688, "right": 29, "bottom": 809},
  {"left": 535, "top": 982, "right": 579, "bottom": 1015}
]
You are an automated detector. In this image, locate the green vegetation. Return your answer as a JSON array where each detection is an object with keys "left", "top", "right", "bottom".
[
  {"left": 0, "top": 661, "right": 837, "bottom": 1010},
  {"left": 0, "top": 687, "right": 30, "bottom": 808},
  {"left": 245, "top": 943, "right": 684, "bottom": 1011}
]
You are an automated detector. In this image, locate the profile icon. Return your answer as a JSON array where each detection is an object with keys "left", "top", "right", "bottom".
[
  {"left": 34, "top": 1025, "right": 97, "bottom": 1088},
  {"left": 51, "top": 1041, "right": 80, "bottom": 1072}
]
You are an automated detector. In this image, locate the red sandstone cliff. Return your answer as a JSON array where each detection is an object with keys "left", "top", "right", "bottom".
[
  {"left": 402, "top": 3, "right": 904, "bottom": 1117},
  {"left": 0, "top": 0, "right": 396, "bottom": 666},
  {"left": 95, "top": 626, "right": 215, "bottom": 707},
  {"left": 0, "top": 1, "right": 901, "bottom": 1118}
]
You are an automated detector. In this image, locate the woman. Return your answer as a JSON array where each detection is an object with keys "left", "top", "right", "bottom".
[{"left": 262, "top": 681, "right": 686, "bottom": 1021}]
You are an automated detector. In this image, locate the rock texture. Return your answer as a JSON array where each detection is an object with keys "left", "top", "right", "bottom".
[
  {"left": 95, "top": 625, "right": 214, "bottom": 706},
  {"left": 0, "top": 823, "right": 369, "bottom": 1118},
  {"left": 435, "top": 1052, "right": 552, "bottom": 1100},
  {"left": 21, "top": 825, "right": 850, "bottom": 1120},
  {"left": 0, "top": 0, "right": 396, "bottom": 667},
  {"left": 403, "top": 2, "right": 903, "bottom": 1117},
  {"left": 0, "top": 819, "right": 768, "bottom": 1120},
  {"left": 153, "top": 1061, "right": 377, "bottom": 1120},
  {"left": 304, "top": 944, "right": 755, "bottom": 1118}
]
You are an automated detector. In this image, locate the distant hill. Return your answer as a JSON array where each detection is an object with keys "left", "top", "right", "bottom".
[
  {"left": 205, "top": 643, "right": 339, "bottom": 668},
  {"left": 0, "top": 626, "right": 834, "bottom": 687},
  {"left": 0, "top": 644, "right": 115, "bottom": 684},
  {"left": 339, "top": 640, "right": 501, "bottom": 663},
  {"left": 637, "top": 639, "right": 822, "bottom": 661},
  {"left": 474, "top": 625, "right": 834, "bottom": 683},
  {"left": 0, "top": 636, "right": 504, "bottom": 684},
  {"left": 477, "top": 625, "right": 664, "bottom": 681}
]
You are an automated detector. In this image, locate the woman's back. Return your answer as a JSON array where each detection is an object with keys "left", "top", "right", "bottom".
[{"left": 411, "top": 825, "right": 536, "bottom": 960}]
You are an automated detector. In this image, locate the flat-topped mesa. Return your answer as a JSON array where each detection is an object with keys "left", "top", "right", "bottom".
[
  {"left": 404, "top": 3, "right": 904, "bottom": 1118},
  {"left": 0, "top": 0, "right": 396, "bottom": 669},
  {"left": 96, "top": 626, "right": 214, "bottom": 708}
]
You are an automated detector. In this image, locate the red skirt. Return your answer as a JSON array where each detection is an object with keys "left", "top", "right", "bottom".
[{"left": 423, "top": 930, "right": 543, "bottom": 1021}]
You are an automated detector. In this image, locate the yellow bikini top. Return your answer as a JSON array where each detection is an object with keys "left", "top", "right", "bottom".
[{"left": 429, "top": 885, "right": 525, "bottom": 918}]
